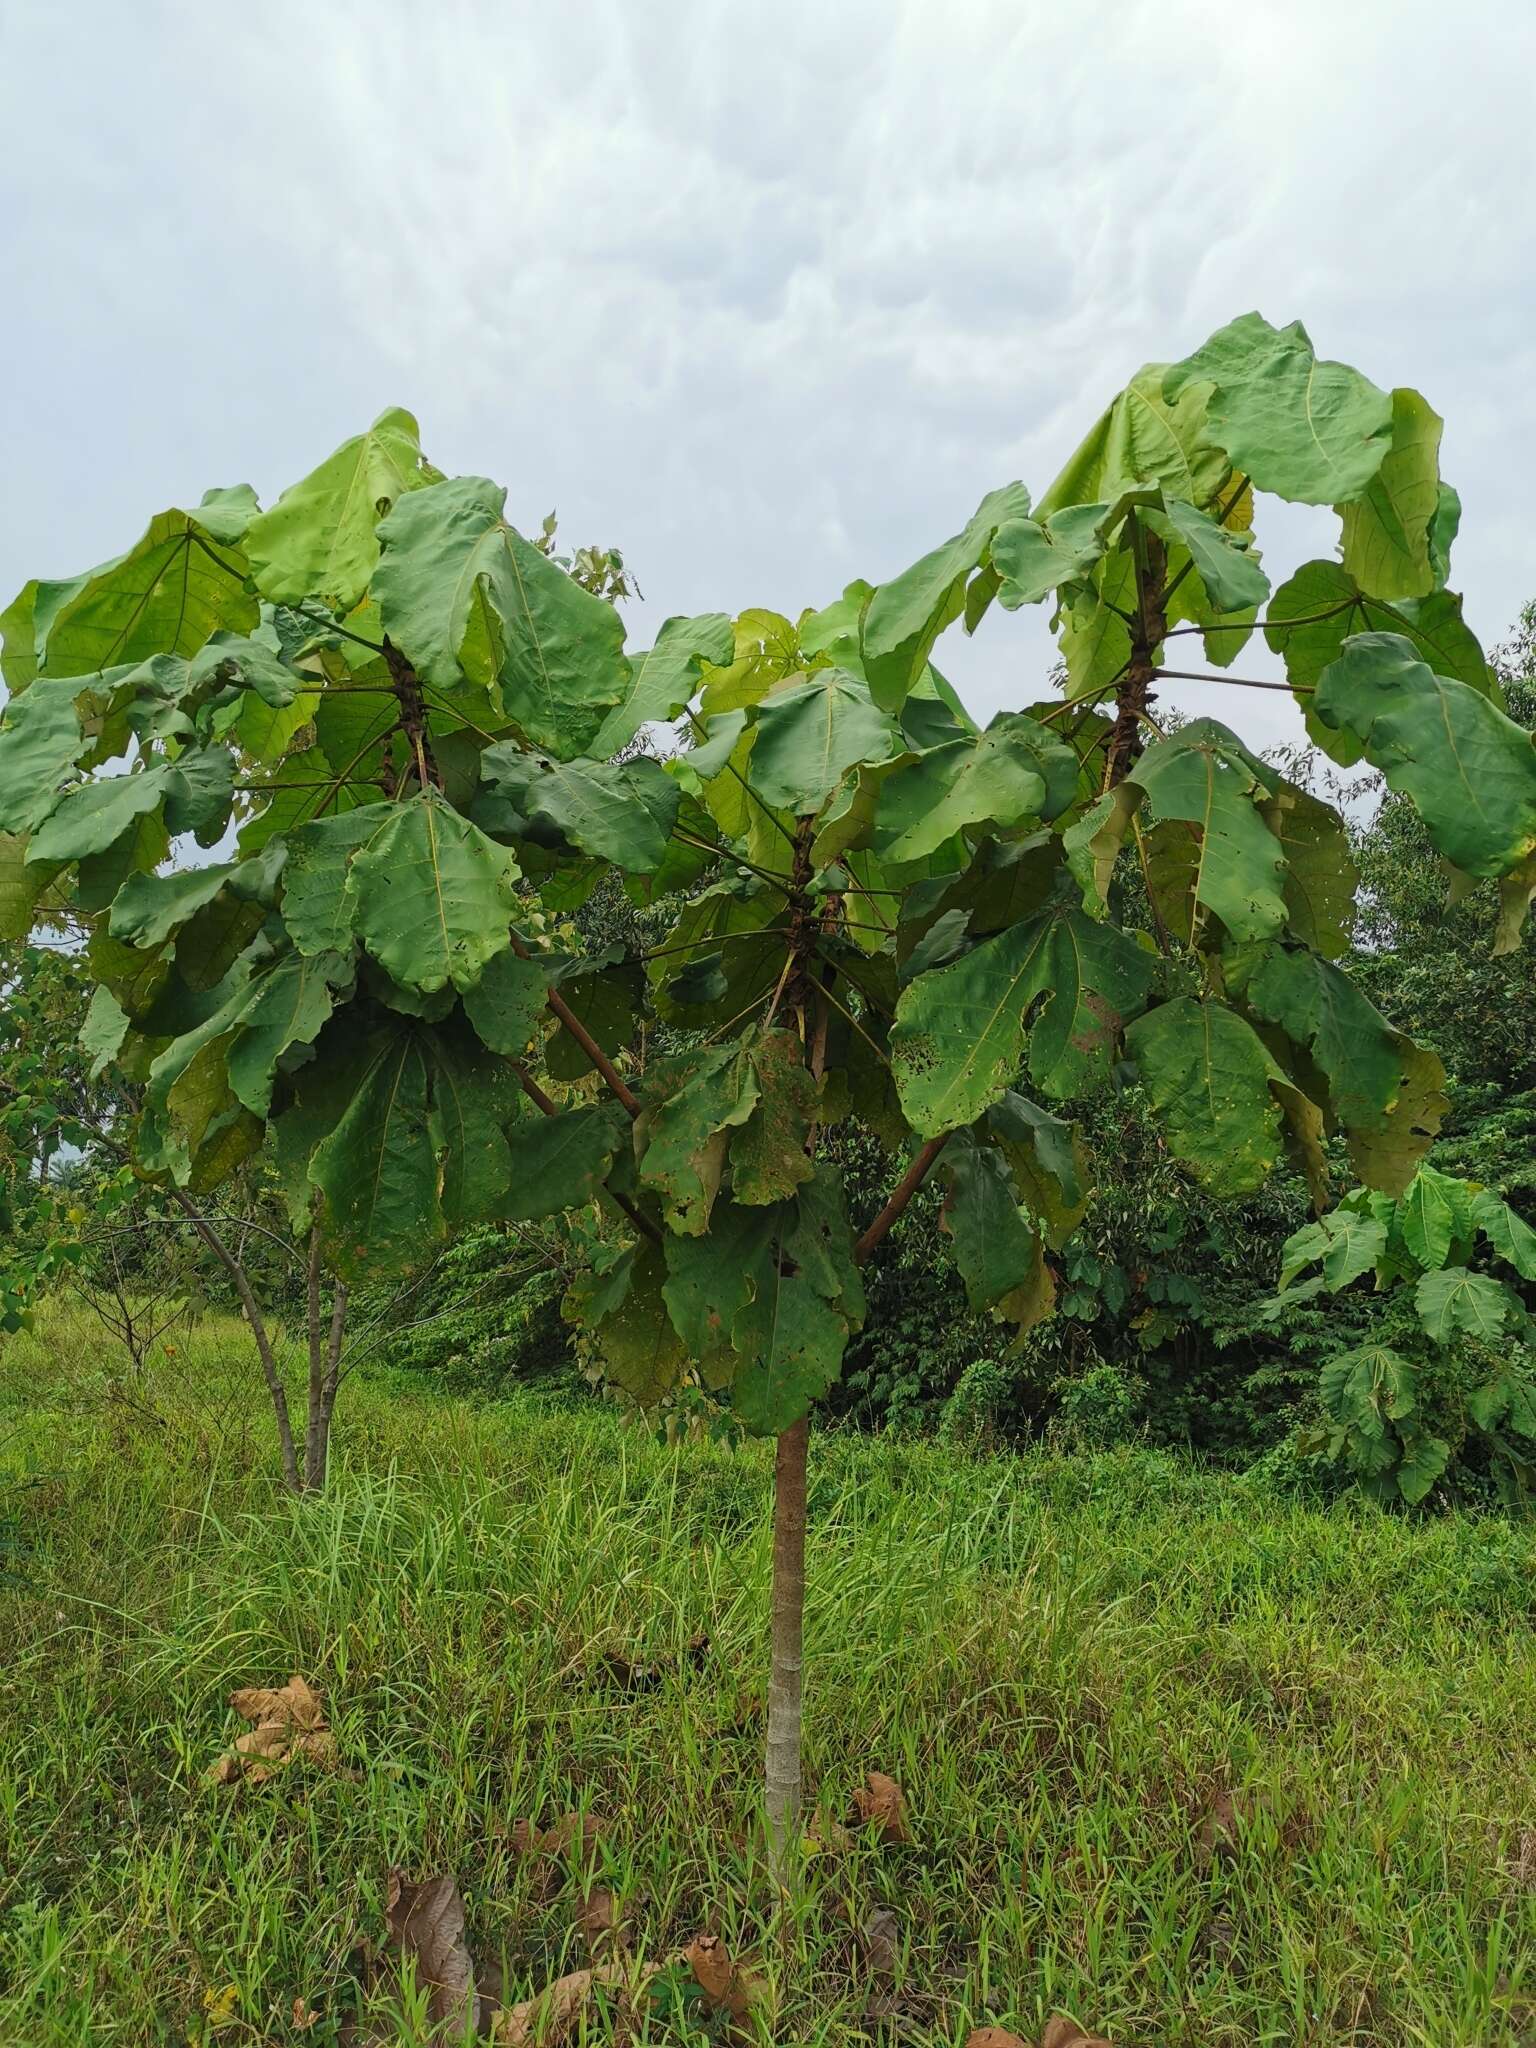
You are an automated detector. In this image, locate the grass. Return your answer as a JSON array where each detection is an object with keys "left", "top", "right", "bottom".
[{"left": 2, "top": 1307, "right": 1536, "bottom": 2045}]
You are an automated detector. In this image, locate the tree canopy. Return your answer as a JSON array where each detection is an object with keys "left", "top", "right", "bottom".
[{"left": 5, "top": 314, "right": 1535, "bottom": 1436}]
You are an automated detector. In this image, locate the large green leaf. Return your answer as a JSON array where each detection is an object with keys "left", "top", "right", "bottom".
[
  {"left": 1128, "top": 726, "right": 1287, "bottom": 943},
  {"left": 875, "top": 713, "right": 1078, "bottom": 863},
  {"left": 1472, "top": 1189, "right": 1536, "bottom": 1282},
  {"left": 225, "top": 949, "right": 350, "bottom": 1116},
  {"left": 309, "top": 1030, "right": 437, "bottom": 1274},
  {"left": 991, "top": 502, "right": 1113, "bottom": 609},
  {"left": 1036, "top": 362, "right": 1230, "bottom": 517},
  {"left": 1236, "top": 944, "right": 1403, "bottom": 1134},
  {"left": 1313, "top": 634, "right": 1536, "bottom": 878},
  {"left": 108, "top": 861, "right": 239, "bottom": 948},
  {"left": 479, "top": 745, "right": 679, "bottom": 870},
  {"left": 587, "top": 612, "right": 735, "bottom": 756},
  {"left": 860, "top": 484, "right": 1030, "bottom": 711},
  {"left": 0, "top": 834, "right": 53, "bottom": 940},
  {"left": 891, "top": 902, "right": 1153, "bottom": 1134},
  {"left": 1125, "top": 997, "right": 1283, "bottom": 1196},
  {"left": 985, "top": 1090, "right": 1090, "bottom": 1246},
  {"left": 1163, "top": 313, "right": 1393, "bottom": 504},
  {"left": 731, "top": 1266, "right": 849, "bottom": 1434},
  {"left": 1345, "top": 1034, "right": 1447, "bottom": 1196},
  {"left": 635, "top": 1042, "right": 761, "bottom": 1235},
  {"left": 1156, "top": 497, "right": 1269, "bottom": 613},
  {"left": 940, "top": 1139, "right": 1040, "bottom": 1313},
  {"left": 1264, "top": 562, "right": 1493, "bottom": 762},
  {"left": 246, "top": 407, "right": 435, "bottom": 611},
  {"left": 27, "top": 765, "right": 170, "bottom": 866},
  {"left": 0, "top": 678, "right": 87, "bottom": 834},
  {"left": 237, "top": 744, "right": 377, "bottom": 854},
  {"left": 661, "top": 1199, "right": 782, "bottom": 1377},
  {"left": 280, "top": 805, "right": 391, "bottom": 956},
  {"left": 1413, "top": 1267, "right": 1514, "bottom": 1346},
  {"left": 746, "top": 668, "right": 899, "bottom": 814},
  {"left": 698, "top": 609, "right": 801, "bottom": 718},
  {"left": 500, "top": 1105, "right": 626, "bottom": 1221},
  {"left": 461, "top": 948, "right": 553, "bottom": 1058},
  {"left": 583, "top": 1240, "right": 690, "bottom": 1404},
  {"left": 729, "top": 1030, "right": 818, "bottom": 1205},
  {"left": 375, "top": 474, "right": 630, "bottom": 757},
  {"left": 345, "top": 795, "right": 520, "bottom": 993},
  {"left": 1260, "top": 781, "right": 1357, "bottom": 958},
  {"left": 39, "top": 512, "right": 257, "bottom": 677},
  {"left": 1338, "top": 388, "right": 1443, "bottom": 601},
  {"left": 1397, "top": 1164, "right": 1476, "bottom": 1272}
]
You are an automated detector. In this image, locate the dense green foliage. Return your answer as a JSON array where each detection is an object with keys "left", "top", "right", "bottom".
[
  {"left": 5, "top": 1314, "right": 1536, "bottom": 2045},
  {"left": 4, "top": 314, "right": 1535, "bottom": 1496}
]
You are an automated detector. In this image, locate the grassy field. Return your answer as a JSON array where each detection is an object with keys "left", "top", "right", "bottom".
[{"left": 3, "top": 1309, "right": 1536, "bottom": 2045}]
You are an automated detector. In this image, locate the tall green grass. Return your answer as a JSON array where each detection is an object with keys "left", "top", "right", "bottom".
[{"left": 2, "top": 1306, "right": 1535, "bottom": 2044}]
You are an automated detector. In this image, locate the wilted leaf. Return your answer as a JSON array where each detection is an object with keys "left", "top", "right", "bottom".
[
  {"left": 493, "top": 1962, "right": 626, "bottom": 2047},
  {"left": 1039, "top": 2021, "right": 1115, "bottom": 2048},
  {"left": 209, "top": 1674, "right": 338, "bottom": 1784},
  {"left": 682, "top": 1933, "right": 766, "bottom": 2031},
  {"left": 861, "top": 1906, "right": 900, "bottom": 1979},
  {"left": 384, "top": 1869, "right": 479, "bottom": 2035},
  {"left": 851, "top": 1770, "right": 910, "bottom": 1843}
]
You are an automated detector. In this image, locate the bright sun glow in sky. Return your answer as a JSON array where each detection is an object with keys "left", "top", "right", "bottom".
[{"left": 3, "top": 0, "right": 1532, "bottom": 749}]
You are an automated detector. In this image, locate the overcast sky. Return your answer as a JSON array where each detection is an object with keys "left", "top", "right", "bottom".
[{"left": 3, "top": 0, "right": 1532, "bottom": 751}]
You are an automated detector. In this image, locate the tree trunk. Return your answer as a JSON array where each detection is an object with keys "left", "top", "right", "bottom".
[
  {"left": 764, "top": 1415, "right": 810, "bottom": 1886},
  {"left": 304, "top": 1268, "right": 347, "bottom": 1492},
  {"left": 170, "top": 1190, "right": 302, "bottom": 1494}
]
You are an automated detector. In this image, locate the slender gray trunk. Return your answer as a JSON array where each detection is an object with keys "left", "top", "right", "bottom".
[{"left": 764, "top": 1416, "right": 809, "bottom": 1886}]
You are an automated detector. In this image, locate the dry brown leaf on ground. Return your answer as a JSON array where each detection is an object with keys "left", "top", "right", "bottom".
[
  {"left": 384, "top": 1869, "right": 484, "bottom": 2034},
  {"left": 861, "top": 1906, "right": 900, "bottom": 1978},
  {"left": 1196, "top": 1786, "right": 1247, "bottom": 1865},
  {"left": 510, "top": 1812, "right": 604, "bottom": 1862},
  {"left": 229, "top": 1675, "right": 324, "bottom": 1727},
  {"left": 851, "top": 1770, "right": 911, "bottom": 1843},
  {"left": 493, "top": 1962, "right": 626, "bottom": 2047},
  {"left": 207, "top": 1673, "right": 339, "bottom": 1785},
  {"left": 577, "top": 1885, "right": 627, "bottom": 1959},
  {"left": 1040, "top": 2018, "right": 1115, "bottom": 2047},
  {"left": 683, "top": 1932, "right": 768, "bottom": 2031},
  {"left": 964, "top": 2030, "right": 1029, "bottom": 2048}
]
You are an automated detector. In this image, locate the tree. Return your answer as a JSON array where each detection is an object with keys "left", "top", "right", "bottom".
[{"left": 4, "top": 317, "right": 1535, "bottom": 1879}]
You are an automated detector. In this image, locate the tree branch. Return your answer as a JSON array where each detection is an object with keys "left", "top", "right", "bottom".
[
  {"left": 511, "top": 1063, "right": 662, "bottom": 1246},
  {"left": 508, "top": 932, "right": 641, "bottom": 1118},
  {"left": 853, "top": 1132, "right": 952, "bottom": 1265}
]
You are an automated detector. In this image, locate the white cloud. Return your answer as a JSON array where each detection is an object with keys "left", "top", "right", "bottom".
[{"left": 2, "top": 0, "right": 1532, "bottom": 755}]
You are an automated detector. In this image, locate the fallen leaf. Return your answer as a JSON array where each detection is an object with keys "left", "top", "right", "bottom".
[
  {"left": 291, "top": 1997, "right": 319, "bottom": 2030},
  {"left": 578, "top": 1886, "right": 627, "bottom": 1959},
  {"left": 229, "top": 1675, "right": 324, "bottom": 1728},
  {"left": 208, "top": 1673, "right": 339, "bottom": 1785},
  {"left": 385, "top": 1869, "right": 480, "bottom": 2034},
  {"left": 862, "top": 1906, "right": 900, "bottom": 1979},
  {"left": 852, "top": 1771, "right": 910, "bottom": 1844},
  {"left": 493, "top": 1962, "right": 625, "bottom": 2047},
  {"left": 1196, "top": 1786, "right": 1246, "bottom": 1865},
  {"left": 1040, "top": 2019, "right": 1115, "bottom": 2048},
  {"left": 510, "top": 1812, "right": 603, "bottom": 1862},
  {"left": 805, "top": 1806, "right": 854, "bottom": 1855},
  {"left": 683, "top": 1932, "right": 766, "bottom": 2030}
]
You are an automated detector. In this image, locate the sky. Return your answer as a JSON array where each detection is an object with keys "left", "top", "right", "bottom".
[{"left": 3, "top": 0, "right": 1533, "bottom": 752}]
